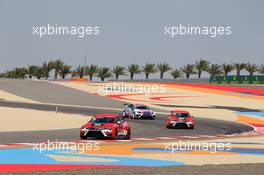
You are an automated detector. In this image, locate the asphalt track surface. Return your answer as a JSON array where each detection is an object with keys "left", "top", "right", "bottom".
[
  {"left": 0, "top": 79, "right": 253, "bottom": 143},
  {"left": 0, "top": 79, "right": 135, "bottom": 109}
]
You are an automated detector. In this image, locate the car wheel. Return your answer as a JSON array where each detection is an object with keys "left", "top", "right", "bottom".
[
  {"left": 122, "top": 111, "right": 127, "bottom": 118},
  {"left": 125, "top": 129, "right": 131, "bottom": 140},
  {"left": 151, "top": 116, "right": 155, "bottom": 120},
  {"left": 166, "top": 125, "right": 171, "bottom": 129},
  {"left": 112, "top": 129, "right": 119, "bottom": 140},
  {"left": 132, "top": 112, "right": 136, "bottom": 119},
  {"left": 190, "top": 125, "right": 194, "bottom": 129},
  {"left": 80, "top": 136, "right": 87, "bottom": 139}
]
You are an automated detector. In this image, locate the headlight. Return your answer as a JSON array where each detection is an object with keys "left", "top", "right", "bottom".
[
  {"left": 170, "top": 120, "right": 176, "bottom": 123},
  {"left": 81, "top": 127, "right": 89, "bottom": 131},
  {"left": 103, "top": 128, "right": 112, "bottom": 130},
  {"left": 136, "top": 110, "right": 142, "bottom": 114}
]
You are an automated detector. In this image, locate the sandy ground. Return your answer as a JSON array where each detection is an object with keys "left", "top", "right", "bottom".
[
  {"left": 0, "top": 107, "right": 90, "bottom": 132},
  {"left": 0, "top": 89, "right": 38, "bottom": 103}
]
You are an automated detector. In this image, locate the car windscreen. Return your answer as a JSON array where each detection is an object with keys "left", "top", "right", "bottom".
[
  {"left": 91, "top": 117, "right": 115, "bottom": 123},
  {"left": 135, "top": 106, "right": 150, "bottom": 110},
  {"left": 174, "top": 113, "right": 189, "bottom": 118}
]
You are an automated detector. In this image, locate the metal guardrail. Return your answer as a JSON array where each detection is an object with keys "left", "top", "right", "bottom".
[{"left": 210, "top": 75, "right": 264, "bottom": 84}]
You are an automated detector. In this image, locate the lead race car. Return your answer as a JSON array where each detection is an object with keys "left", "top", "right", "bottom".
[
  {"left": 122, "top": 103, "right": 156, "bottom": 120},
  {"left": 166, "top": 110, "right": 195, "bottom": 129},
  {"left": 80, "top": 114, "right": 131, "bottom": 140}
]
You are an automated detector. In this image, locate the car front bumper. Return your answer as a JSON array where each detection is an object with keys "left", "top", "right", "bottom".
[
  {"left": 135, "top": 112, "right": 155, "bottom": 119},
  {"left": 168, "top": 121, "right": 194, "bottom": 128},
  {"left": 80, "top": 128, "right": 113, "bottom": 138}
]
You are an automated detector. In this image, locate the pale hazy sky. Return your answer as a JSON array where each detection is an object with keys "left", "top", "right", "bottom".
[{"left": 0, "top": 0, "right": 263, "bottom": 78}]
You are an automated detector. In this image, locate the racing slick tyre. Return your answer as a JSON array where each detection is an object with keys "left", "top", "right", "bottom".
[
  {"left": 125, "top": 129, "right": 131, "bottom": 140},
  {"left": 122, "top": 111, "right": 128, "bottom": 118},
  {"left": 189, "top": 125, "right": 194, "bottom": 129},
  {"left": 166, "top": 125, "right": 172, "bottom": 129},
  {"left": 80, "top": 135, "right": 87, "bottom": 139},
  {"left": 132, "top": 112, "right": 136, "bottom": 119},
  {"left": 112, "top": 129, "right": 119, "bottom": 140}
]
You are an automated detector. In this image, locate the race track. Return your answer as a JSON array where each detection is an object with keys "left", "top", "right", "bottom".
[
  {"left": 1, "top": 79, "right": 264, "bottom": 172},
  {"left": 0, "top": 101, "right": 252, "bottom": 143},
  {"left": 0, "top": 79, "right": 254, "bottom": 143}
]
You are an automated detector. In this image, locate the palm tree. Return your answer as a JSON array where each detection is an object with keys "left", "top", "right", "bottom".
[
  {"left": 85, "top": 64, "right": 97, "bottom": 81},
  {"left": 234, "top": 63, "right": 246, "bottom": 76},
  {"left": 12, "top": 67, "right": 28, "bottom": 78},
  {"left": 71, "top": 70, "right": 77, "bottom": 78},
  {"left": 258, "top": 64, "right": 264, "bottom": 74},
  {"left": 0, "top": 72, "right": 5, "bottom": 78},
  {"left": 27, "top": 65, "right": 38, "bottom": 79},
  {"left": 246, "top": 63, "right": 258, "bottom": 76},
  {"left": 12, "top": 68, "right": 19, "bottom": 78},
  {"left": 75, "top": 65, "right": 85, "bottom": 78},
  {"left": 207, "top": 64, "right": 223, "bottom": 76},
  {"left": 195, "top": 59, "right": 210, "bottom": 78},
  {"left": 34, "top": 66, "right": 45, "bottom": 79},
  {"left": 42, "top": 61, "right": 54, "bottom": 79},
  {"left": 21, "top": 67, "right": 28, "bottom": 78},
  {"left": 127, "top": 64, "right": 141, "bottom": 80},
  {"left": 180, "top": 64, "right": 196, "bottom": 79},
  {"left": 142, "top": 63, "right": 157, "bottom": 80},
  {"left": 53, "top": 59, "right": 64, "bottom": 79},
  {"left": 157, "top": 63, "right": 171, "bottom": 79},
  {"left": 7, "top": 70, "right": 14, "bottom": 78},
  {"left": 222, "top": 63, "right": 234, "bottom": 76},
  {"left": 59, "top": 65, "right": 71, "bottom": 79},
  {"left": 0, "top": 73, "right": 6, "bottom": 78},
  {"left": 96, "top": 67, "right": 112, "bottom": 81},
  {"left": 112, "top": 66, "right": 127, "bottom": 80},
  {"left": 171, "top": 69, "right": 183, "bottom": 79}
]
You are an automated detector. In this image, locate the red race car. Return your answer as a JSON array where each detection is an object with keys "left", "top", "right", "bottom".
[
  {"left": 166, "top": 110, "right": 195, "bottom": 129},
  {"left": 80, "top": 113, "right": 131, "bottom": 140}
]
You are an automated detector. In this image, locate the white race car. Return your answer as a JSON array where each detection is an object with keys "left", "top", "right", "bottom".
[{"left": 122, "top": 103, "right": 156, "bottom": 120}]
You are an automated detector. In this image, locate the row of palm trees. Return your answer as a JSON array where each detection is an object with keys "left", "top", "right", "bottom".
[
  {"left": 171, "top": 61, "right": 264, "bottom": 79},
  {"left": 1, "top": 59, "right": 264, "bottom": 81},
  {"left": 0, "top": 60, "right": 72, "bottom": 80}
]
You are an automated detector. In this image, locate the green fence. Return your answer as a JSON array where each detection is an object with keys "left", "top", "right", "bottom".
[{"left": 209, "top": 75, "right": 264, "bottom": 84}]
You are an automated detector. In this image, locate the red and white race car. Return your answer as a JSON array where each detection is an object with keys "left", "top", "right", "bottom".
[
  {"left": 80, "top": 114, "right": 131, "bottom": 140},
  {"left": 166, "top": 110, "right": 195, "bottom": 129},
  {"left": 122, "top": 103, "right": 156, "bottom": 120}
]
